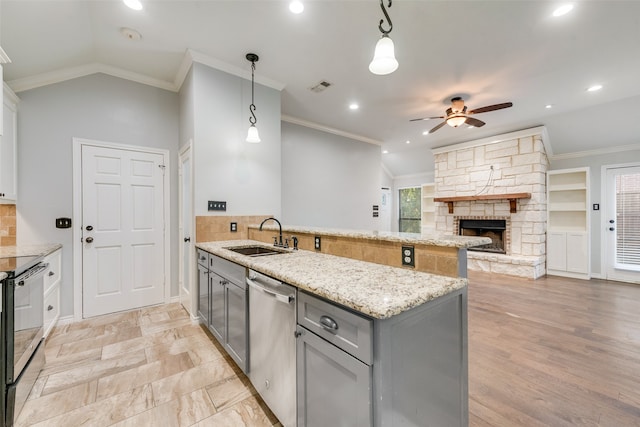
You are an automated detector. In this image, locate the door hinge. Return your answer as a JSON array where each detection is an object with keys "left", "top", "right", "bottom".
[{"left": 158, "top": 164, "right": 166, "bottom": 175}]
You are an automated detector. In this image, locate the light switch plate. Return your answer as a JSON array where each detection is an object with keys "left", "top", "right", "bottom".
[{"left": 208, "top": 201, "right": 227, "bottom": 211}]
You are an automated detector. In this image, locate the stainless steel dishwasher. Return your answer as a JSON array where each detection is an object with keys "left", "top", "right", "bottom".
[{"left": 247, "top": 269, "right": 297, "bottom": 427}]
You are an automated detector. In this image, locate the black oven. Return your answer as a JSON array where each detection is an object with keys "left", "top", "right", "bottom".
[{"left": 1, "top": 256, "right": 47, "bottom": 427}]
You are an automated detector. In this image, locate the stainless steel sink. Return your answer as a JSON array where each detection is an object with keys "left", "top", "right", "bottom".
[{"left": 226, "top": 246, "right": 288, "bottom": 257}]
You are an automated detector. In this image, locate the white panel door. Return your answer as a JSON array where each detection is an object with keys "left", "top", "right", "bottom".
[
  {"left": 178, "top": 144, "right": 193, "bottom": 315},
  {"left": 82, "top": 145, "right": 165, "bottom": 317}
]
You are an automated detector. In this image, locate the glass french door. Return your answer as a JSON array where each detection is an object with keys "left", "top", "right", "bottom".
[{"left": 605, "top": 165, "right": 640, "bottom": 283}]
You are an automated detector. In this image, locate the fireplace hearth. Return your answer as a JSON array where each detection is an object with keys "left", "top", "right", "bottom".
[{"left": 459, "top": 219, "right": 506, "bottom": 254}]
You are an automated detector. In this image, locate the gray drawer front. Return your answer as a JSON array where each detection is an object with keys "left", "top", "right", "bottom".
[
  {"left": 210, "top": 254, "right": 246, "bottom": 287},
  {"left": 298, "top": 291, "right": 372, "bottom": 364},
  {"left": 196, "top": 249, "right": 209, "bottom": 268}
]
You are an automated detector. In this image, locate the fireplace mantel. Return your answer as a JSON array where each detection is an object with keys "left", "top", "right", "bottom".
[{"left": 434, "top": 193, "right": 531, "bottom": 214}]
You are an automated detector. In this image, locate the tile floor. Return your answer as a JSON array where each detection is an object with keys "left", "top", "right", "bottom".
[{"left": 16, "top": 303, "right": 281, "bottom": 427}]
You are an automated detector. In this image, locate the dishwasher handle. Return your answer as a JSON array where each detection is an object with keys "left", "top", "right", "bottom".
[{"left": 246, "top": 276, "right": 295, "bottom": 305}]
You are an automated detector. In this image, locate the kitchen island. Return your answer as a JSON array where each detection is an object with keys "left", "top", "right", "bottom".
[{"left": 196, "top": 238, "right": 479, "bottom": 426}]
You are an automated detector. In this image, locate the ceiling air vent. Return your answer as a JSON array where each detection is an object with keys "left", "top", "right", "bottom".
[{"left": 309, "top": 80, "right": 332, "bottom": 93}]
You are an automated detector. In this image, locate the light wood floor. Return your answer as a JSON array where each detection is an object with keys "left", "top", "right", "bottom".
[{"left": 16, "top": 272, "right": 640, "bottom": 426}]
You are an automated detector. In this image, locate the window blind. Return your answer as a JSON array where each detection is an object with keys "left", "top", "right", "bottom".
[{"left": 616, "top": 173, "right": 640, "bottom": 267}]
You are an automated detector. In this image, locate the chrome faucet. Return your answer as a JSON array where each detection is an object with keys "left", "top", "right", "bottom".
[{"left": 259, "top": 217, "right": 284, "bottom": 247}]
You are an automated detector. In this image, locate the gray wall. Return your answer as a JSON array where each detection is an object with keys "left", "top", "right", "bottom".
[
  {"left": 16, "top": 73, "right": 180, "bottom": 317},
  {"left": 281, "top": 122, "right": 381, "bottom": 230},
  {"left": 190, "top": 62, "right": 281, "bottom": 217},
  {"left": 549, "top": 148, "right": 640, "bottom": 277}
]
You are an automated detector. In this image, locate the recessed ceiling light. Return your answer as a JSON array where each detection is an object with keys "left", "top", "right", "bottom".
[
  {"left": 289, "top": 1, "right": 304, "bottom": 14},
  {"left": 422, "top": 131, "right": 429, "bottom": 135},
  {"left": 349, "top": 103, "right": 359, "bottom": 110},
  {"left": 405, "top": 140, "right": 410, "bottom": 144},
  {"left": 553, "top": 4, "right": 573, "bottom": 17},
  {"left": 587, "top": 84, "right": 603, "bottom": 92},
  {"left": 545, "top": 104, "right": 553, "bottom": 109},
  {"left": 123, "top": 0, "right": 143, "bottom": 11},
  {"left": 382, "top": 150, "right": 389, "bottom": 154}
]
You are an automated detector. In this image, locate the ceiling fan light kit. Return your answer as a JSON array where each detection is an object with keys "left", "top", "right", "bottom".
[
  {"left": 245, "top": 53, "right": 261, "bottom": 143},
  {"left": 369, "top": 0, "right": 398, "bottom": 75},
  {"left": 411, "top": 96, "right": 513, "bottom": 134}
]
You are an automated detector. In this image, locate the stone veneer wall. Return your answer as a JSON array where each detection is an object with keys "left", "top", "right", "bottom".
[
  {"left": 434, "top": 134, "right": 548, "bottom": 278},
  {"left": 0, "top": 204, "right": 17, "bottom": 247}
]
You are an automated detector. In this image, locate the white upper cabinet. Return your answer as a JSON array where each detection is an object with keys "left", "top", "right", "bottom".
[{"left": 0, "top": 84, "right": 19, "bottom": 202}]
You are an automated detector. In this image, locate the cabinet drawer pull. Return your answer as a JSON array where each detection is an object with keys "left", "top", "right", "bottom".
[
  {"left": 48, "top": 271, "right": 55, "bottom": 276},
  {"left": 319, "top": 315, "right": 338, "bottom": 332},
  {"left": 47, "top": 305, "right": 54, "bottom": 311}
]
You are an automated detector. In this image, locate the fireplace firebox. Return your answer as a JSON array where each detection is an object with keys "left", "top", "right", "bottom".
[{"left": 459, "top": 219, "right": 506, "bottom": 254}]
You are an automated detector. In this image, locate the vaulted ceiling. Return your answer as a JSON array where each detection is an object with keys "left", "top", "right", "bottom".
[{"left": 3, "top": 0, "right": 640, "bottom": 176}]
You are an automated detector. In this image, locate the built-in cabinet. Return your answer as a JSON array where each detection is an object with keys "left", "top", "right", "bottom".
[
  {"left": 421, "top": 182, "right": 436, "bottom": 233},
  {"left": 547, "top": 168, "right": 590, "bottom": 279},
  {"left": 196, "top": 249, "right": 248, "bottom": 373},
  {"left": 0, "top": 85, "right": 18, "bottom": 202},
  {"left": 43, "top": 249, "right": 62, "bottom": 338}
]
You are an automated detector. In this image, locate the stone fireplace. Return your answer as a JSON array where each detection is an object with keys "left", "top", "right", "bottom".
[{"left": 432, "top": 127, "right": 549, "bottom": 279}]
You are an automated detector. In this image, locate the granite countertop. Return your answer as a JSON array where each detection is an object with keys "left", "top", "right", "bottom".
[
  {"left": 249, "top": 224, "right": 491, "bottom": 248},
  {"left": 0, "top": 243, "right": 63, "bottom": 259},
  {"left": 196, "top": 240, "right": 467, "bottom": 319}
]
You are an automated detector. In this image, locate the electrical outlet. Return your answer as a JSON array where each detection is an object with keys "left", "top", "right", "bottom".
[
  {"left": 402, "top": 245, "right": 415, "bottom": 267},
  {"left": 208, "top": 201, "right": 227, "bottom": 211},
  {"left": 314, "top": 236, "right": 321, "bottom": 251},
  {"left": 55, "top": 217, "right": 72, "bottom": 229},
  {"left": 230, "top": 222, "right": 237, "bottom": 232}
]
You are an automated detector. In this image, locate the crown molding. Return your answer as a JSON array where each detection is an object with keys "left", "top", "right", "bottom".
[
  {"left": 431, "top": 126, "right": 552, "bottom": 157},
  {"left": 175, "top": 49, "right": 286, "bottom": 92},
  {"left": 550, "top": 143, "right": 640, "bottom": 160},
  {"left": 282, "top": 115, "right": 383, "bottom": 146},
  {"left": 0, "top": 47, "right": 11, "bottom": 64},
  {"left": 7, "top": 62, "right": 176, "bottom": 93},
  {"left": 3, "top": 83, "right": 20, "bottom": 104}
]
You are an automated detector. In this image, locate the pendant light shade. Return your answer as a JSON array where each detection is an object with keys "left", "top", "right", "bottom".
[
  {"left": 246, "top": 124, "right": 261, "bottom": 143},
  {"left": 370, "top": 0, "right": 398, "bottom": 75},
  {"left": 369, "top": 35, "right": 398, "bottom": 75},
  {"left": 245, "top": 53, "right": 261, "bottom": 143}
]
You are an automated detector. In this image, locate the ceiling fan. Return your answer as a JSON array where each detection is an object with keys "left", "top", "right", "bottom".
[{"left": 410, "top": 97, "right": 513, "bottom": 134}]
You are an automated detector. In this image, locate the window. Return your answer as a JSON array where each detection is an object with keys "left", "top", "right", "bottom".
[
  {"left": 616, "top": 172, "right": 640, "bottom": 269},
  {"left": 399, "top": 187, "right": 421, "bottom": 233}
]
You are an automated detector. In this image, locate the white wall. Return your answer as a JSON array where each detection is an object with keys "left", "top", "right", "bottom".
[
  {"left": 191, "top": 62, "right": 281, "bottom": 217},
  {"left": 16, "top": 73, "right": 180, "bottom": 317},
  {"left": 281, "top": 122, "right": 381, "bottom": 230},
  {"left": 550, "top": 147, "right": 640, "bottom": 277}
]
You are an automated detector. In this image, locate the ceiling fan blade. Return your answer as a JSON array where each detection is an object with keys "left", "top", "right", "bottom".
[
  {"left": 428, "top": 121, "right": 447, "bottom": 134},
  {"left": 468, "top": 102, "right": 513, "bottom": 115},
  {"left": 410, "top": 116, "right": 445, "bottom": 122},
  {"left": 465, "top": 117, "right": 486, "bottom": 127}
]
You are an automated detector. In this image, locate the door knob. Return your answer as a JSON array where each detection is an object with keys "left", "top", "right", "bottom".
[
  {"left": 85, "top": 237, "right": 94, "bottom": 243},
  {"left": 609, "top": 227, "right": 615, "bottom": 231},
  {"left": 609, "top": 220, "right": 615, "bottom": 224},
  {"left": 86, "top": 225, "right": 94, "bottom": 231},
  {"left": 184, "top": 237, "right": 191, "bottom": 242}
]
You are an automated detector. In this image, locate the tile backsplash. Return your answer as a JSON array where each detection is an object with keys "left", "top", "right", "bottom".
[
  {"left": 196, "top": 215, "right": 272, "bottom": 243},
  {"left": 0, "top": 204, "right": 17, "bottom": 247}
]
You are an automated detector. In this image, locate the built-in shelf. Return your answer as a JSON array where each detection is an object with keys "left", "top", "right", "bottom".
[{"left": 434, "top": 193, "right": 531, "bottom": 214}]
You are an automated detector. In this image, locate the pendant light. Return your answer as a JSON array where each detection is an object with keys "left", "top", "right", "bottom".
[
  {"left": 369, "top": 0, "right": 398, "bottom": 75},
  {"left": 246, "top": 53, "right": 261, "bottom": 143}
]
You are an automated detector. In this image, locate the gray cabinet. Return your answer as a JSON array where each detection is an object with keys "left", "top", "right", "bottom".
[
  {"left": 196, "top": 249, "right": 209, "bottom": 324},
  {"left": 297, "top": 326, "right": 371, "bottom": 427},
  {"left": 296, "top": 292, "right": 372, "bottom": 427},
  {"left": 196, "top": 250, "right": 248, "bottom": 373}
]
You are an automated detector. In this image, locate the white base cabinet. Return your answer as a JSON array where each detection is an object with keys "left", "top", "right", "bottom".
[{"left": 43, "top": 249, "right": 62, "bottom": 338}]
